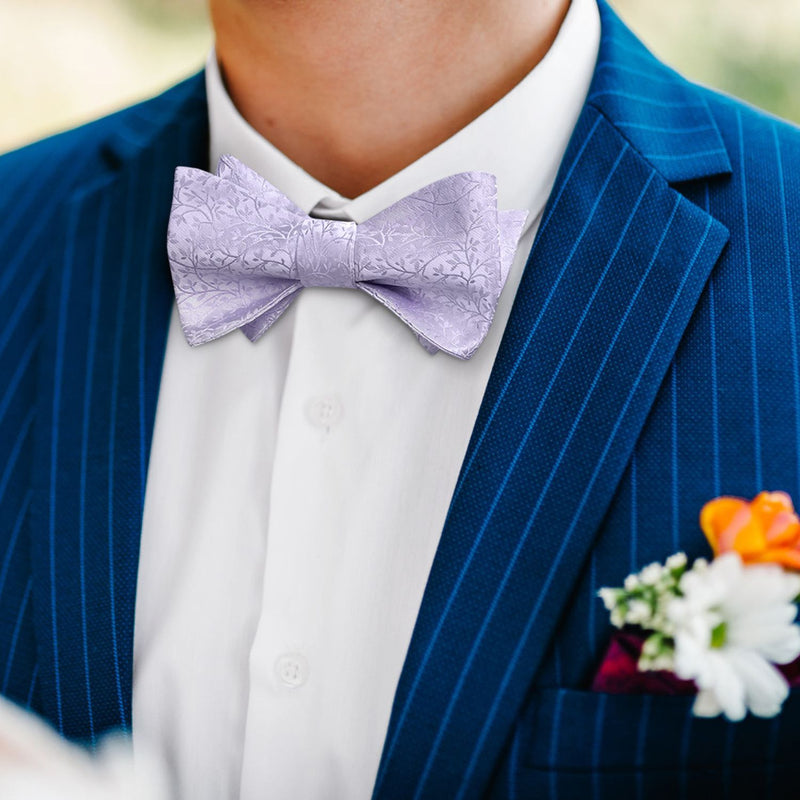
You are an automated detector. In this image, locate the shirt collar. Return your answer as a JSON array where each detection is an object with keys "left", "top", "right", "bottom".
[{"left": 207, "top": 0, "right": 600, "bottom": 229}]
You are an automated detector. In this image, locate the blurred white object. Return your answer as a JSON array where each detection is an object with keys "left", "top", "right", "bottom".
[{"left": 0, "top": 695, "right": 170, "bottom": 800}]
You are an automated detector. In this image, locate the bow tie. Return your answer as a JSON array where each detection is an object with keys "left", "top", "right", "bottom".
[{"left": 167, "top": 155, "right": 527, "bottom": 359}]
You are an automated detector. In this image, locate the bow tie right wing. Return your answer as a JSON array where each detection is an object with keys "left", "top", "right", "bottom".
[
  {"left": 167, "top": 159, "right": 306, "bottom": 345},
  {"left": 354, "top": 173, "right": 527, "bottom": 359}
]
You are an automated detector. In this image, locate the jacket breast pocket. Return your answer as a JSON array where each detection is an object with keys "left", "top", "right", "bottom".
[{"left": 502, "top": 687, "right": 800, "bottom": 800}]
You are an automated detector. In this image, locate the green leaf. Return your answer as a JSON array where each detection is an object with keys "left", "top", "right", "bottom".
[{"left": 711, "top": 621, "right": 727, "bottom": 649}]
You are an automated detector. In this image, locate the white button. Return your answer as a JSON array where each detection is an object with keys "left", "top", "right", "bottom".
[
  {"left": 275, "top": 653, "right": 309, "bottom": 688},
  {"left": 304, "top": 395, "right": 343, "bottom": 430}
]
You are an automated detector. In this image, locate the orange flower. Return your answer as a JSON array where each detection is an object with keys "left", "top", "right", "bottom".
[{"left": 700, "top": 491, "right": 800, "bottom": 570}]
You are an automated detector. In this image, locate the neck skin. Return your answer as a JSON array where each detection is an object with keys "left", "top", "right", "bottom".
[{"left": 210, "top": 0, "right": 570, "bottom": 199}]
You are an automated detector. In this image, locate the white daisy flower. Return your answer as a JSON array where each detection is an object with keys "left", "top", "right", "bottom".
[
  {"left": 667, "top": 552, "right": 800, "bottom": 721},
  {"left": 0, "top": 695, "right": 169, "bottom": 800}
]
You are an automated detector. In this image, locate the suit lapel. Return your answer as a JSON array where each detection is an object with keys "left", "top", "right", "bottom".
[
  {"left": 28, "top": 75, "right": 208, "bottom": 742},
  {"left": 373, "top": 4, "right": 731, "bottom": 799}
]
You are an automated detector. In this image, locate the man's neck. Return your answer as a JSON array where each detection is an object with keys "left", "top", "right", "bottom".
[{"left": 210, "top": 0, "right": 571, "bottom": 198}]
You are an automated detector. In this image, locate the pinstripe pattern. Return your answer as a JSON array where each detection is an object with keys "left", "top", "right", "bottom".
[
  {"left": 465, "top": 208, "right": 714, "bottom": 797},
  {"left": 106, "top": 163, "right": 140, "bottom": 732},
  {"left": 46, "top": 183, "right": 81, "bottom": 734},
  {"left": 0, "top": 233, "right": 39, "bottom": 730},
  {"left": 77, "top": 191, "right": 110, "bottom": 747},
  {"left": 514, "top": 689, "right": 800, "bottom": 799},
  {"left": 708, "top": 274, "right": 721, "bottom": 496},
  {"left": 0, "top": 75, "right": 208, "bottom": 740},
  {"left": 395, "top": 141, "right": 646, "bottom": 798},
  {"left": 670, "top": 363, "right": 679, "bottom": 551},
  {"left": 375, "top": 95, "right": 728, "bottom": 796},
  {"left": 0, "top": 492, "right": 31, "bottom": 605},
  {"left": 484, "top": 7, "right": 800, "bottom": 796},
  {"left": 33, "top": 109, "right": 206, "bottom": 740},
  {"left": 25, "top": 664, "right": 39, "bottom": 710},
  {"left": 738, "top": 110, "right": 764, "bottom": 489},
  {"left": 374, "top": 2, "right": 800, "bottom": 798},
  {"left": 3, "top": 578, "right": 32, "bottom": 693},
  {"left": 774, "top": 126, "right": 800, "bottom": 503},
  {"left": 451, "top": 114, "right": 605, "bottom": 504},
  {"left": 629, "top": 450, "right": 638, "bottom": 571},
  {"left": 0, "top": 0, "right": 798, "bottom": 796}
]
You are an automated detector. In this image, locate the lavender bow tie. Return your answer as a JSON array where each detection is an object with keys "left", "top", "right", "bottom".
[{"left": 167, "top": 155, "right": 527, "bottom": 359}]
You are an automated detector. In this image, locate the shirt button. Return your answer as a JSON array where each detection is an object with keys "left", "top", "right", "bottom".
[
  {"left": 304, "top": 395, "right": 343, "bottom": 430},
  {"left": 275, "top": 653, "right": 309, "bottom": 688}
]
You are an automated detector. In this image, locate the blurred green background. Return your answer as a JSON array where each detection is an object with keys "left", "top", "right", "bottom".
[{"left": 1, "top": 0, "right": 798, "bottom": 154}]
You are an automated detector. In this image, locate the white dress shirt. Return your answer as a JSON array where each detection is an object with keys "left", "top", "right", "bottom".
[{"left": 132, "top": 1, "right": 600, "bottom": 798}]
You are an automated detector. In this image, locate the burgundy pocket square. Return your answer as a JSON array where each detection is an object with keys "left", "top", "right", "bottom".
[
  {"left": 591, "top": 630, "right": 696, "bottom": 695},
  {"left": 592, "top": 629, "right": 800, "bottom": 695}
]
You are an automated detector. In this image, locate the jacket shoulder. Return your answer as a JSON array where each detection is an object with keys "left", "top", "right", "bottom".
[
  {"left": 694, "top": 84, "right": 800, "bottom": 233},
  {"left": 0, "top": 72, "right": 206, "bottom": 358},
  {"left": 699, "top": 80, "right": 800, "bottom": 155},
  {"left": 0, "top": 72, "right": 206, "bottom": 223}
]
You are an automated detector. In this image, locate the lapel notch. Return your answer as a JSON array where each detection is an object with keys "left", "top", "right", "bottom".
[{"left": 588, "top": 0, "right": 732, "bottom": 184}]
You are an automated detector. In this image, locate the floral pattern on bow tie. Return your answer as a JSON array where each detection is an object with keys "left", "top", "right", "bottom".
[{"left": 167, "top": 156, "right": 528, "bottom": 358}]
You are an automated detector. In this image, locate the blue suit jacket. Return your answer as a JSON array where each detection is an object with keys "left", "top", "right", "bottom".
[{"left": 1, "top": 3, "right": 799, "bottom": 798}]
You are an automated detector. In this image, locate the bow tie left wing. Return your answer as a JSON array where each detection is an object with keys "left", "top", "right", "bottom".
[{"left": 167, "top": 159, "right": 308, "bottom": 345}]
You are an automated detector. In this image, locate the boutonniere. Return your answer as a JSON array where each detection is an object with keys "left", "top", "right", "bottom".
[{"left": 598, "top": 491, "right": 800, "bottom": 721}]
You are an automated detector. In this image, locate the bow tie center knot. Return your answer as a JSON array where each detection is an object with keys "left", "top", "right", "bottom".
[{"left": 294, "top": 217, "right": 359, "bottom": 289}]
